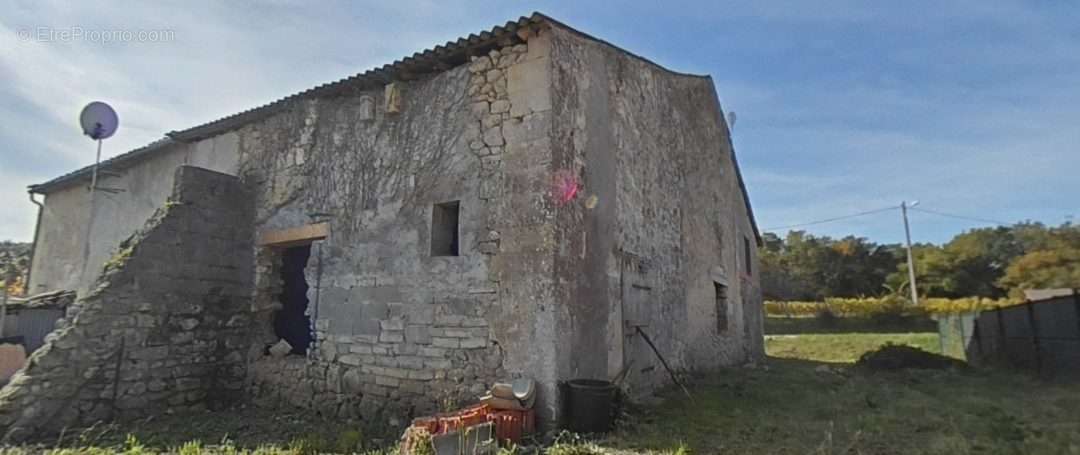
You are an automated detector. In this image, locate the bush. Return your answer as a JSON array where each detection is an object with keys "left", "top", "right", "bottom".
[
  {"left": 815, "top": 307, "right": 839, "bottom": 328},
  {"left": 765, "top": 297, "right": 1020, "bottom": 318}
]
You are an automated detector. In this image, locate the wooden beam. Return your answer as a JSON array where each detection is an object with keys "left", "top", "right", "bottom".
[{"left": 258, "top": 222, "right": 330, "bottom": 247}]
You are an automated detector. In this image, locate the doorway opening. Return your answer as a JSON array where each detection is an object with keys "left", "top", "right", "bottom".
[{"left": 274, "top": 244, "right": 312, "bottom": 355}]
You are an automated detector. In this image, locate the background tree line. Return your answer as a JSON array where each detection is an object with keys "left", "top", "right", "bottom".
[
  {"left": 760, "top": 222, "right": 1080, "bottom": 301},
  {"left": 0, "top": 241, "right": 31, "bottom": 297}
]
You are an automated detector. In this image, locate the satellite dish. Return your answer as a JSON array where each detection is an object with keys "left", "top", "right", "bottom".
[
  {"left": 727, "top": 111, "right": 737, "bottom": 130},
  {"left": 80, "top": 101, "right": 119, "bottom": 140}
]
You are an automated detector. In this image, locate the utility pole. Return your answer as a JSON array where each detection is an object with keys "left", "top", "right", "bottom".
[{"left": 901, "top": 201, "right": 920, "bottom": 306}]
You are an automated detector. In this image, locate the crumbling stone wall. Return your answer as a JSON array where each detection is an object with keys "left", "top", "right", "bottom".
[
  {"left": 238, "top": 30, "right": 560, "bottom": 424},
  {"left": 0, "top": 166, "right": 254, "bottom": 440}
]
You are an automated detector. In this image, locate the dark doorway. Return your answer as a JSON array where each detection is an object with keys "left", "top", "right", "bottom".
[{"left": 274, "top": 244, "right": 312, "bottom": 354}]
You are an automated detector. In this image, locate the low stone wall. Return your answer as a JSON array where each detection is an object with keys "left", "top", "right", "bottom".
[{"left": 0, "top": 166, "right": 255, "bottom": 441}]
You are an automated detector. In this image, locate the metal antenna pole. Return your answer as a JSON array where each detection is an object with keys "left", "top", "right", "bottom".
[
  {"left": 78, "top": 139, "right": 104, "bottom": 288},
  {"left": 90, "top": 138, "right": 102, "bottom": 194},
  {"left": 902, "top": 201, "right": 919, "bottom": 306}
]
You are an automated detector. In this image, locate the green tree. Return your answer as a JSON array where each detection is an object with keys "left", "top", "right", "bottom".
[{"left": 999, "top": 248, "right": 1080, "bottom": 295}]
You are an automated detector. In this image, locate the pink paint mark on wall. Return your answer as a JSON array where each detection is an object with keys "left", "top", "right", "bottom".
[{"left": 551, "top": 170, "right": 582, "bottom": 206}]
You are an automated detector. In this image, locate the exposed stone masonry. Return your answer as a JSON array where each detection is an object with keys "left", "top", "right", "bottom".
[
  {"left": 0, "top": 166, "right": 255, "bottom": 441},
  {"left": 243, "top": 42, "right": 538, "bottom": 423}
]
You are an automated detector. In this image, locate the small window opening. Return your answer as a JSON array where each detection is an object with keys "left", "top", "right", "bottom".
[
  {"left": 743, "top": 236, "right": 753, "bottom": 276},
  {"left": 715, "top": 282, "right": 729, "bottom": 334},
  {"left": 274, "top": 244, "right": 312, "bottom": 354},
  {"left": 432, "top": 201, "right": 460, "bottom": 256}
]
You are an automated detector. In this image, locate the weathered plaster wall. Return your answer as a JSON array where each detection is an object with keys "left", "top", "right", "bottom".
[
  {"left": 548, "top": 27, "right": 763, "bottom": 396},
  {"left": 235, "top": 30, "right": 561, "bottom": 424},
  {"left": 28, "top": 134, "right": 240, "bottom": 295},
  {"left": 0, "top": 166, "right": 254, "bottom": 441}
]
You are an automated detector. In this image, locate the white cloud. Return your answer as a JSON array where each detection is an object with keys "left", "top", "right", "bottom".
[{"left": 1, "top": 1, "right": 1078, "bottom": 246}]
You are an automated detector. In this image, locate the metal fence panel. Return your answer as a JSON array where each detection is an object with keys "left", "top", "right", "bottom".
[
  {"left": 1033, "top": 300, "right": 1079, "bottom": 339},
  {"left": 968, "top": 293, "right": 1080, "bottom": 379},
  {"left": 11, "top": 309, "right": 63, "bottom": 353}
]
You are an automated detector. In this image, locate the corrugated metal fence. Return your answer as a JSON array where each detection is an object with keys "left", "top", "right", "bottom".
[
  {"left": 954, "top": 292, "right": 1080, "bottom": 379},
  {"left": 3, "top": 308, "right": 64, "bottom": 353}
]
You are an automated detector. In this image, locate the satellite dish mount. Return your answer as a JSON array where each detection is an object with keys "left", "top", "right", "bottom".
[
  {"left": 79, "top": 101, "right": 119, "bottom": 192},
  {"left": 76, "top": 102, "right": 119, "bottom": 289}
]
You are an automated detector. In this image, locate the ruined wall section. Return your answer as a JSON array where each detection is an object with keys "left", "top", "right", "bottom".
[
  {"left": 29, "top": 135, "right": 241, "bottom": 295},
  {"left": 549, "top": 27, "right": 763, "bottom": 396},
  {"left": 239, "top": 32, "right": 560, "bottom": 423},
  {"left": 0, "top": 166, "right": 254, "bottom": 441}
]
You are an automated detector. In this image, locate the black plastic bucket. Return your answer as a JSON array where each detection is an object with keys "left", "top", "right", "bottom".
[{"left": 565, "top": 379, "right": 616, "bottom": 433}]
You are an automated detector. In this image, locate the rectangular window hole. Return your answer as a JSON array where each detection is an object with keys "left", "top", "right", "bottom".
[
  {"left": 715, "top": 282, "right": 729, "bottom": 334},
  {"left": 743, "top": 236, "right": 753, "bottom": 276},
  {"left": 431, "top": 201, "right": 460, "bottom": 256}
]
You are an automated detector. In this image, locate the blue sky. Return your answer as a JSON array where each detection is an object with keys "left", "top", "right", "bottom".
[{"left": 2, "top": 1, "right": 1078, "bottom": 245}]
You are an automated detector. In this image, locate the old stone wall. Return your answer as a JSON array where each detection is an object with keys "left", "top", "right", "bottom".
[
  {"left": 0, "top": 166, "right": 254, "bottom": 441},
  {"left": 548, "top": 27, "right": 764, "bottom": 396},
  {"left": 237, "top": 28, "right": 561, "bottom": 424}
]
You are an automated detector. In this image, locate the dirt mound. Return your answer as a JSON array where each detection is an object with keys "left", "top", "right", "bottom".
[{"left": 856, "top": 343, "right": 967, "bottom": 371}]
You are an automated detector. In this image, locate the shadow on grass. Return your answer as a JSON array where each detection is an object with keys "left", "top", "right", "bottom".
[
  {"left": 765, "top": 316, "right": 937, "bottom": 335},
  {"left": 605, "top": 355, "right": 1080, "bottom": 455}
]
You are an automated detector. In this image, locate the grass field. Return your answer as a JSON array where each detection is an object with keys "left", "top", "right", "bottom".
[
  {"left": 7, "top": 333, "right": 1080, "bottom": 454},
  {"left": 598, "top": 333, "right": 1080, "bottom": 454},
  {"left": 766, "top": 332, "right": 943, "bottom": 363}
]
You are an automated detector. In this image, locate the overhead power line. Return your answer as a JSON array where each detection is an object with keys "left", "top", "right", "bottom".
[
  {"left": 763, "top": 206, "right": 898, "bottom": 231},
  {"left": 908, "top": 207, "right": 1009, "bottom": 226}
]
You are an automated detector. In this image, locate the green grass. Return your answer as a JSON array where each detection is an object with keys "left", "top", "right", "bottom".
[
  {"left": 8, "top": 334, "right": 1080, "bottom": 455},
  {"left": 765, "top": 315, "right": 937, "bottom": 335},
  {"left": 8, "top": 407, "right": 397, "bottom": 455},
  {"left": 594, "top": 332, "right": 1080, "bottom": 454},
  {"left": 604, "top": 358, "right": 1080, "bottom": 454},
  {"left": 766, "top": 332, "right": 943, "bottom": 363}
]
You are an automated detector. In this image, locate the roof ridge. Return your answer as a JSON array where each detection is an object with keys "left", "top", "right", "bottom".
[{"left": 30, "top": 13, "right": 549, "bottom": 193}]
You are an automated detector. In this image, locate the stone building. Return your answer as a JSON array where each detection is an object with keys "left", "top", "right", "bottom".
[{"left": 5, "top": 13, "right": 762, "bottom": 437}]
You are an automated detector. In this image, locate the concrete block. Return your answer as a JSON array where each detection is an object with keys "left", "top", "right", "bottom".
[
  {"left": 375, "top": 375, "right": 400, "bottom": 387},
  {"left": 436, "top": 314, "right": 466, "bottom": 327},
  {"left": 424, "top": 358, "right": 452, "bottom": 370},
  {"left": 403, "top": 304, "right": 435, "bottom": 324},
  {"left": 460, "top": 338, "right": 487, "bottom": 349},
  {"left": 380, "top": 319, "right": 405, "bottom": 331},
  {"left": 339, "top": 355, "right": 364, "bottom": 366},
  {"left": 379, "top": 330, "right": 405, "bottom": 343},
  {"left": 352, "top": 319, "right": 381, "bottom": 337},
  {"left": 381, "top": 367, "right": 411, "bottom": 379},
  {"left": 408, "top": 370, "right": 435, "bottom": 381},
  {"left": 508, "top": 58, "right": 551, "bottom": 117},
  {"left": 405, "top": 326, "right": 432, "bottom": 345},
  {"left": 397, "top": 356, "right": 424, "bottom": 370},
  {"left": 419, "top": 347, "right": 447, "bottom": 358},
  {"left": 432, "top": 337, "right": 460, "bottom": 349}
]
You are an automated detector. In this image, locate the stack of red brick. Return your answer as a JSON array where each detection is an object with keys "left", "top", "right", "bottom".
[{"left": 409, "top": 404, "right": 535, "bottom": 445}]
